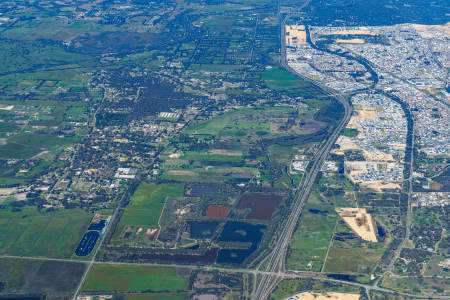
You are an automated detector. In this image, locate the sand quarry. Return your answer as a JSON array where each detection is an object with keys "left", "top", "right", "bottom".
[
  {"left": 286, "top": 292, "right": 360, "bottom": 300},
  {"left": 412, "top": 22, "right": 450, "bottom": 38},
  {"left": 286, "top": 25, "right": 306, "bottom": 45},
  {"left": 335, "top": 38, "right": 365, "bottom": 44},
  {"left": 335, "top": 208, "right": 378, "bottom": 242}
]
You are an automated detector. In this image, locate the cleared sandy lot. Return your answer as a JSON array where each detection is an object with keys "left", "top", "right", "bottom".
[
  {"left": 335, "top": 38, "right": 365, "bottom": 44},
  {"left": 328, "top": 29, "right": 376, "bottom": 35},
  {"left": 286, "top": 292, "right": 360, "bottom": 300},
  {"left": 336, "top": 208, "right": 377, "bottom": 242},
  {"left": 286, "top": 25, "right": 306, "bottom": 45},
  {"left": 412, "top": 22, "right": 450, "bottom": 38}
]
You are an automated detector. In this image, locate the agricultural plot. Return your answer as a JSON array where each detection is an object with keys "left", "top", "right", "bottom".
[
  {"left": 0, "top": 257, "right": 86, "bottom": 297},
  {"left": 114, "top": 183, "right": 184, "bottom": 241},
  {"left": 236, "top": 193, "right": 283, "bottom": 220},
  {"left": 0, "top": 207, "right": 92, "bottom": 258},
  {"left": 82, "top": 264, "right": 190, "bottom": 293},
  {"left": 205, "top": 205, "right": 231, "bottom": 219}
]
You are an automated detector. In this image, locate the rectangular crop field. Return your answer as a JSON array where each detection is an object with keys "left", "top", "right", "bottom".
[
  {"left": 0, "top": 207, "right": 92, "bottom": 258},
  {"left": 0, "top": 257, "right": 86, "bottom": 295},
  {"left": 117, "top": 183, "right": 184, "bottom": 232},
  {"left": 82, "top": 264, "right": 190, "bottom": 293}
]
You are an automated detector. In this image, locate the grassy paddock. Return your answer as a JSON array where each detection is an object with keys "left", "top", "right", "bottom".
[
  {"left": 0, "top": 257, "right": 86, "bottom": 294},
  {"left": 0, "top": 207, "right": 92, "bottom": 258},
  {"left": 82, "top": 264, "right": 190, "bottom": 292},
  {"left": 116, "top": 183, "right": 184, "bottom": 238}
]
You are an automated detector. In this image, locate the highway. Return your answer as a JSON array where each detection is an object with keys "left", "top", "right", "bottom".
[
  {"left": 251, "top": 1, "right": 427, "bottom": 298},
  {"left": 251, "top": 7, "right": 353, "bottom": 299},
  {"left": 2, "top": 253, "right": 449, "bottom": 299}
]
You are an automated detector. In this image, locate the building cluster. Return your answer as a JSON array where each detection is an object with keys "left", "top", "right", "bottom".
[
  {"left": 329, "top": 24, "right": 450, "bottom": 157},
  {"left": 415, "top": 192, "right": 449, "bottom": 207},
  {"left": 286, "top": 41, "right": 372, "bottom": 93},
  {"left": 332, "top": 93, "right": 406, "bottom": 191}
]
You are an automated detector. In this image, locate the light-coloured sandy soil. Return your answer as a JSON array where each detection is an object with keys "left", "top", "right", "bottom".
[
  {"left": 328, "top": 29, "right": 376, "bottom": 35},
  {"left": 335, "top": 38, "right": 365, "bottom": 44},
  {"left": 166, "top": 170, "right": 197, "bottom": 176},
  {"left": 412, "top": 22, "right": 450, "bottom": 38},
  {"left": 285, "top": 292, "right": 360, "bottom": 300},
  {"left": 335, "top": 208, "right": 378, "bottom": 242},
  {"left": 286, "top": 25, "right": 306, "bottom": 45},
  {"left": 354, "top": 109, "right": 377, "bottom": 119},
  {"left": 208, "top": 149, "right": 243, "bottom": 156}
]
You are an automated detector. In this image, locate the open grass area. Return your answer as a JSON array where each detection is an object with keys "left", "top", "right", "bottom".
[
  {"left": 342, "top": 128, "right": 359, "bottom": 137},
  {"left": 116, "top": 183, "right": 184, "bottom": 236},
  {"left": 82, "top": 264, "right": 190, "bottom": 293},
  {"left": 0, "top": 257, "right": 86, "bottom": 295},
  {"left": 160, "top": 166, "right": 259, "bottom": 183},
  {"left": 180, "top": 151, "right": 243, "bottom": 163},
  {"left": 287, "top": 193, "right": 338, "bottom": 271},
  {"left": 381, "top": 274, "right": 449, "bottom": 296},
  {"left": 261, "top": 67, "right": 306, "bottom": 90},
  {"left": 0, "top": 207, "right": 92, "bottom": 258},
  {"left": 0, "top": 132, "right": 80, "bottom": 159},
  {"left": 184, "top": 106, "right": 294, "bottom": 137},
  {"left": 323, "top": 220, "right": 386, "bottom": 274}
]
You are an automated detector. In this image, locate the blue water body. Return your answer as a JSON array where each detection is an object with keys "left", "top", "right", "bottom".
[
  {"left": 88, "top": 220, "right": 106, "bottom": 231},
  {"left": 218, "top": 221, "right": 265, "bottom": 243},
  {"left": 188, "top": 220, "right": 219, "bottom": 239},
  {"left": 75, "top": 231, "right": 100, "bottom": 256},
  {"left": 216, "top": 221, "right": 265, "bottom": 264}
]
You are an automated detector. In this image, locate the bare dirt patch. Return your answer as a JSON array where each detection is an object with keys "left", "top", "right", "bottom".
[
  {"left": 354, "top": 109, "right": 377, "bottom": 119},
  {"left": 236, "top": 193, "right": 283, "bottom": 220},
  {"left": 286, "top": 25, "right": 306, "bottom": 45},
  {"left": 335, "top": 38, "right": 365, "bottom": 44},
  {"left": 335, "top": 208, "right": 377, "bottom": 242},
  {"left": 329, "top": 29, "right": 376, "bottom": 35},
  {"left": 208, "top": 149, "right": 243, "bottom": 156},
  {"left": 166, "top": 170, "right": 197, "bottom": 176},
  {"left": 287, "top": 292, "right": 359, "bottom": 300},
  {"left": 412, "top": 22, "right": 450, "bottom": 38},
  {"left": 205, "top": 205, "right": 231, "bottom": 219}
]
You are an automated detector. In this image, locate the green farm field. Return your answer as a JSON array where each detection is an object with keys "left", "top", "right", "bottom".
[
  {"left": 0, "top": 132, "right": 79, "bottom": 159},
  {"left": 184, "top": 106, "right": 294, "bottom": 137},
  {"left": 0, "top": 257, "right": 86, "bottom": 295},
  {"left": 0, "top": 207, "right": 92, "bottom": 258},
  {"left": 261, "top": 67, "right": 307, "bottom": 90},
  {"left": 116, "top": 183, "right": 184, "bottom": 237},
  {"left": 82, "top": 264, "right": 190, "bottom": 293},
  {"left": 287, "top": 194, "right": 338, "bottom": 271}
]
